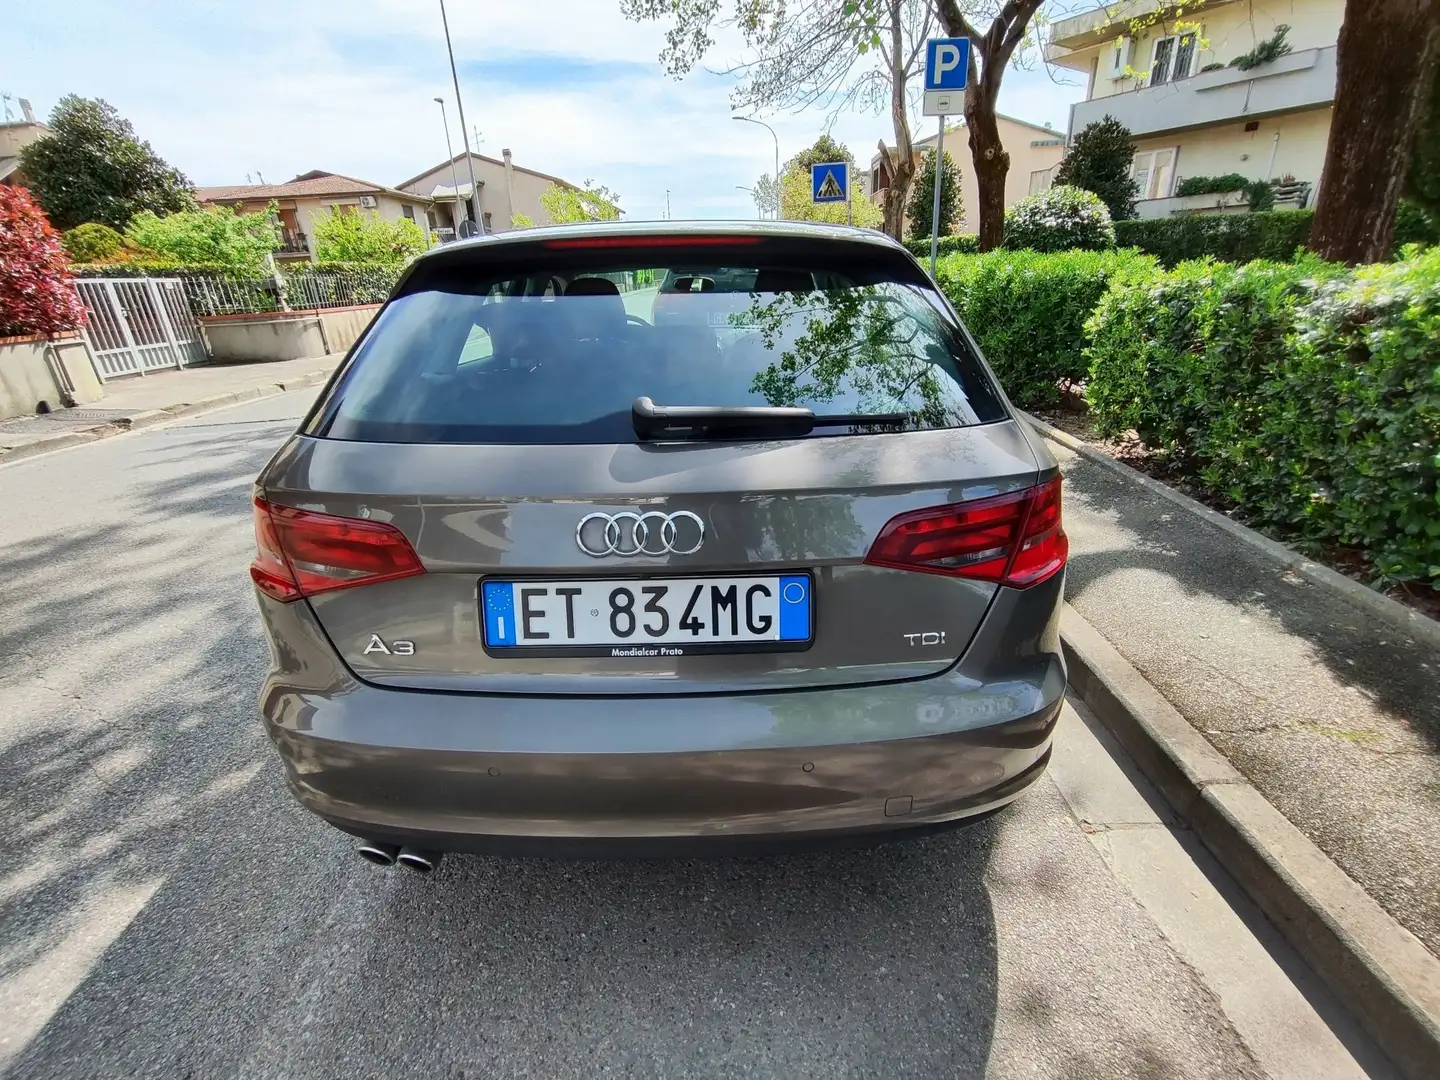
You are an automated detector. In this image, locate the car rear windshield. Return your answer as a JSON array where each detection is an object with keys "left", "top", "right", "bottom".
[{"left": 309, "top": 242, "right": 1008, "bottom": 445}]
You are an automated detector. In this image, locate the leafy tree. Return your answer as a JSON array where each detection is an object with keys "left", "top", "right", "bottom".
[
  {"left": 751, "top": 172, "right": 781, "bottom": 218},
  {"left": 0, "top": 186, "right": 87, "bottom": 337},
  {"left": 539, "top": 180, "right": 622, "bottom": 223},
  {"left": 622, "top": 0, "right": 936, "bottom": 240},
  {"left": 784, "top": 134, "right": 855, "bottom": 175},
  {"left": 1309, "top": 1, "right": 1440, "bottom": 264},
  {"left": 1053, "top": 115, "right": 1139, "bottom": 223},
  {"left": 904, "top": 146, "right": 963, "bottom": 242},
  {"left": 312, "top": 209, "right": 427, "bottom": 266},
  {"left": 19, "top": 96, "right": 193, "bottom": 231},
  {"left": 777, "top": 136, "right": 882, "bottom": 227},
  {"left": 126, "top": 205, "right": 279, "bottom": 273},
  {"left": 510, "top": 213, "right": 536, "bottom": 228},
  {"left": 779, "top": 169, "right": 884, "bottom": 227}
]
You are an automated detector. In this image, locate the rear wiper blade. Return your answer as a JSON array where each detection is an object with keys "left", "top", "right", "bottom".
[{"left": 632, "top": 397, "right": 912, "bottom": 439}]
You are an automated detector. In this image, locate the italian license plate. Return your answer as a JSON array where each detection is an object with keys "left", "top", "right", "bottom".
[{"left": 481, "top": 575, "right": 813, "bottom": 657}]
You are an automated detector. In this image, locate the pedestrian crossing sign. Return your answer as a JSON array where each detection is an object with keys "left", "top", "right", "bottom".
[{"left": 811, "top": 161, "right": 848, "bottom": 203}]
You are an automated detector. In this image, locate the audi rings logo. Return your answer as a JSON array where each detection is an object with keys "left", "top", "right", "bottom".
[{"left": 575, "top": 511, "right": 705, "bottom": 558}]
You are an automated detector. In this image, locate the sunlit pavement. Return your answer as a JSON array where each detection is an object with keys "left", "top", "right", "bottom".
[{"left": 0, "top": 392, "right": 1395, "bottom": 1079}]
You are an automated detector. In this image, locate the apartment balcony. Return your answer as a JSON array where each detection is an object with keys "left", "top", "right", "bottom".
[
  {"left": 1068, "top": 45, "right": 1337, "bottom": 139},
  {"left": 276, "top": 228, "right": 310, "bottom": 256}
]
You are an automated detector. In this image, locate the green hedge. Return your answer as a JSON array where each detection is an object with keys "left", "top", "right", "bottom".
[
  {"left": 936, "top": 248, "right": 1157, "bottom": 409},
  {"left": 1086, "top": 249, "right": 1440, "bottom": 589},
  {"left": 1114, "top": 210, "right": 1315, "bottom": 267},
  {"left": 903, "top": 234, "right": 979, "bottom": 259}
]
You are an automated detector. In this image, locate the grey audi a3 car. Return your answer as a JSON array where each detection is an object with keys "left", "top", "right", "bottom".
[{"left": 251, "top": 220, "right": 1067, "bottom": 871}]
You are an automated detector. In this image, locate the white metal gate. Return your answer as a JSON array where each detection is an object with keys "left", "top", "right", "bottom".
[{"left": 76, "top": 278, "right": 206, "bottom": 381}]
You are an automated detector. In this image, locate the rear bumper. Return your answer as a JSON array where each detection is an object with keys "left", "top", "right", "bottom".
[{"left": 258, "top": 576, "right": 1065, "bottom": 851}]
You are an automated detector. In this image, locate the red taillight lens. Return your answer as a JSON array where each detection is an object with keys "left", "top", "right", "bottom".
[
  {"left": 863, "top": 477, "right": 1067, "bottom": 588},
  {"left": 249, "top": 498, "right": 425, "bottom": 603}
]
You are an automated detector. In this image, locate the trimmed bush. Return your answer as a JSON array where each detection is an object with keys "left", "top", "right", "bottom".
[
  {"left": 937, "top": 248, "right": 1157, "bottom": 408},
  {"left": 1003, "top": 186, "right": 1116, "bottom": 253},
  {"left": 62, "top": 222, "right": 125, "bottom": 263},
  {"left": 902, "top": 233, "right": 979, "bottom": 259},
  {"left": 1086, "top": 249, "right": 1439, "bottom": 589},
  {"left": 1114, "top": 210, "right": 1314, "bottom": 267}
]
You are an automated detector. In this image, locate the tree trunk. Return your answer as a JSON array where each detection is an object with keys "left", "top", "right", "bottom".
[
  {"left": 1309, "top": 0, "right": 1440, "bottom": 264},
  {"left": 965, "top": 90, "right": 1009, "bottom": 251},
  {"left": 881, "top": 0, "right": 916, "bottom": 241}
]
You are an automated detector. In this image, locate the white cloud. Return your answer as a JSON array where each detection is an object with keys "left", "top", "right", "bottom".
[{"left": 7, "top": 1, "right": 1085, "bottom": 223}]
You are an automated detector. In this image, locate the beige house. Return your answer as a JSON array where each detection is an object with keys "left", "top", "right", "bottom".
[
  {"left": 870, "top": 114, "right": 1068, "bottom": 235},
  {"left": 397, "top": 150, "right": 600, "bottom": 237},
  {"left": 1048, "top": 0, "right": 1342, "bottom": 218},
  {"left": 0, "top": 99, "right": 50, "bottom": 192},
  {"left": 194, "top": 172, "right": 434, "bottom": 262}
]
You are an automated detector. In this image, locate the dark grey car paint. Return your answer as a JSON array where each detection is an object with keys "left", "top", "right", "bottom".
[
  {"left": 252, "top": 219, "right": 1066, "bottom": 850},
  {"left": 265, "top": 420, "right": 1041, "bottom": 694}
]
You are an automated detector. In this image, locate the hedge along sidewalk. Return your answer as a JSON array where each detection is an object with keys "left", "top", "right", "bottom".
[
  {"left": 1033, "top": 417, "right": 1440, "bottom": 970},
  {"left": 0, "top": 355, "right": 339, "bottom": 465}
]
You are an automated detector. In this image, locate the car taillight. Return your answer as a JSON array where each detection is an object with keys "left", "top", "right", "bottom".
[
  {"left": 250, "top": 498, "right": 425, "bottom": 603},
  {"left": 863, "top": 476, "right": 1067, "bottom": 588}
]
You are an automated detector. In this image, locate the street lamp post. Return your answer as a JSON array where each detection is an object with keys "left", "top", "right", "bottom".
[
  {"left": 433, "top": 98, "right": 464, "bottom": 239},
  {"left": 733, "top": 116, "right": 780, "bottom": 219},
  {"left": 439, "top": 0, "right": 483, "bottom": 235},
  {"left": 735, "top": 185, "right": 764, "bottom": 220}
]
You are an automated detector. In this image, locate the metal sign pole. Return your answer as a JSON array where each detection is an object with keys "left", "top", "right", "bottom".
[{"left": 929, "top": 117, "right": 946, "bottom": 278}]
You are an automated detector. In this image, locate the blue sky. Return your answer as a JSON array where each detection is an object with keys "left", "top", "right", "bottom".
[{"left": 6, "top": 0, "right": 1088, "bottom": 222}]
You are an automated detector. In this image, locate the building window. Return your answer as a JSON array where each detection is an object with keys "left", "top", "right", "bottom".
[
  {"left": 401, "top": 204, "right": 415, "bottom": 221},
  {"left": 1149, "top": 31, "right": 1197, "bottom": 85},
  {"left": 1133, "top": 148, "right": 1179, "bottom": 200},
  {"left": 1029, "top": 167, "right": 1054, "bottom": 195}
]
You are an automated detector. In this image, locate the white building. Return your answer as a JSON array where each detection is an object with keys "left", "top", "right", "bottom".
[{"left": 1048, "top": 0, "right": 1344, "bottom": 218}]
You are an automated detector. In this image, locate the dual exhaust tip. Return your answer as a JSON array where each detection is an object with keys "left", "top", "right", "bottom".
[{"left": 357, "top": 841, "right": 442, "bottom": 875}]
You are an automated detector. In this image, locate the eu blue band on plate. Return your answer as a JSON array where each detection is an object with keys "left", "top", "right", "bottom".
[
  {"left": 778, "top": 575, "right": 810, "bottom": 640},
  {"left": 483, "top": 581, "right": 516, "bottom": 646}
]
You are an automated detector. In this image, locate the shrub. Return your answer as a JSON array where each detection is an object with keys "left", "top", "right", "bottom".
[
  {"left": 0, "top": 186, "right": 87, "bottom": 337},
  {"left": 1114, "top": 210, "right": 1314, "bottom": 266},
  {"left": 1174, "top": 173, "right": 1250, "bottom": 197},
  {"left": 312, "top": 208, "right": 427, "bottom": 265},
  {"left": 937, "top": 248, "right": 1157, "bottom": 408},
  {"left": 1085, "top": 249, "right": 1439, "bottom": 589},
  {"left": 126, "top": 205, "right": 279, "bottom": 274},
  {"left": 903, "top": 233, "right": 979, "bottom": 259},
  {"left": 1003, "top": 186, "right": 1116, "bottom": 253},
  {"left": 1052, "top": 116, "right": 1139, "bottom": 223},
  {"left": 62, "top": 222, "right": 125, "bottom": 262},
  {"left": 1394, "top": 199, "right": 1440, "bottom": 249},
  {"left": 905, "top": 146, "right": 963, "bottom": 242}
]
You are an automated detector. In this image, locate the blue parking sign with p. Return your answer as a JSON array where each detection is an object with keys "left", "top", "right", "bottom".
[{"left": 925, "top": 37, "right": 970, "bottom": 91}]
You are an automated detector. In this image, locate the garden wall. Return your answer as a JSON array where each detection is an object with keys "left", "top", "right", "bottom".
[{"left": 198, "top": 304, "right": 380, "bottom": 363}]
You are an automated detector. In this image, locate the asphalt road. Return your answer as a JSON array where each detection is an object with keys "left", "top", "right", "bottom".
[{"left": 0, "top": 392, "right": 1397, "bottom": 1079}]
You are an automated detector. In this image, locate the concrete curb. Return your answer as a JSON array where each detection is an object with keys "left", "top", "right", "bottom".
[
  {"left": 1024, "top": 411, "right": 1440, "bottom": 652},
  {"left": 0, "top": 368, "right": 333, "bottom": 467},
  {"left": 1061, "top": 605, "right": 1440, "bottom": 1080}
]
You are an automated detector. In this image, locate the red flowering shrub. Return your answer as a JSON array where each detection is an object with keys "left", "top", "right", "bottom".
[{"left": 0, "top": 186, "right": 87, "bottom": 337}]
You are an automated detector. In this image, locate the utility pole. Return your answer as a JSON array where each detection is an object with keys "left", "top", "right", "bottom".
[
  {"left": 666, "top": 190, "right": 671, "bottom": 220},
  {"left": 439, "top": 0, "right": 483, "bottom": 236}
]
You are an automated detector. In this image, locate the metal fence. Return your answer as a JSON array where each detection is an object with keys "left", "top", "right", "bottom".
[
  {"left": 75, "top": 278, "right": 207, "bottom": 380},
  {"left": 75, "top": 266, "right": 405, "bottom": 320}
]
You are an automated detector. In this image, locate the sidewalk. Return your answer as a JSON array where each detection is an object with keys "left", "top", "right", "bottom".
[
  {"left": 0, "top": 357, "right": 339, "bottom": 464},
  {"left": 1040, "top": 428, "right": 1440, "bottom": 959}
]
